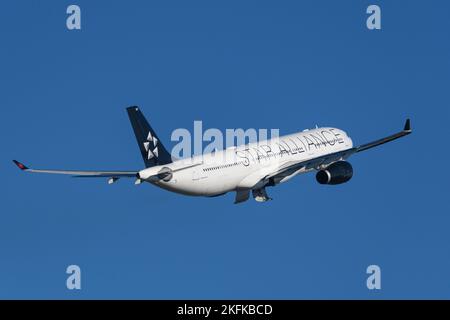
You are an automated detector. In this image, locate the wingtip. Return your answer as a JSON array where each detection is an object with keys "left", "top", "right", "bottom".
[
  {"left": 13, "top": 160, "right": 28, "bottom": 170},
  {"left": 126, "top": 106, "right": 140, "bottom": 112},
  {"left": 404, "top": 118, "right": 412, "bottom": 132}
]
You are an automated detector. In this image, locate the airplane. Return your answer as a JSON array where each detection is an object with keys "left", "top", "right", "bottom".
[{"left": 13, "top": 106, "right": 412, "bottom": 204}]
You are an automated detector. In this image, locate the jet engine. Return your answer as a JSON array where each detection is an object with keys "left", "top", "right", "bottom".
[{"left": 316, "top": 161, "right": 353, "bottom": 185}]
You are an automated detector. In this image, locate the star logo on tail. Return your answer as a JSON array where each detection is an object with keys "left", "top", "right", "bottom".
[{"left": 143, "top": 132, "right": 158, "bottom": 160}]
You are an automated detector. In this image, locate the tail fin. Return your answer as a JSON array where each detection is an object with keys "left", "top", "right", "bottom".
[{"left": 126, "top": 106, "right": 172, "bottom": 167}]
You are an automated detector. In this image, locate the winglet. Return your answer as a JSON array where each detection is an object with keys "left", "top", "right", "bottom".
[
  {"left": 404, "top": 119, "right": 411, "bottom": 132},
  {"left": 13, "top": 160, "right": 29, "bottom": 171}
]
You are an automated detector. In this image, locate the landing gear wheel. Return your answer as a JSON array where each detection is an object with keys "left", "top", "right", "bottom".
[{"left": 252, "top": 187, "right": 272, "bottom": 202}]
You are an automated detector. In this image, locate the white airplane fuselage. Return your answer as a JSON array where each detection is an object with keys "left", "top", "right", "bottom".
[{"left": 139, "top": 127, "right": 353, "bottom": 196}]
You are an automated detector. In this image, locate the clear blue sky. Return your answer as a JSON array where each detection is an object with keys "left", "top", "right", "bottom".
[{"left": 1, "top": 0, "right": 449, "bottom": 299}]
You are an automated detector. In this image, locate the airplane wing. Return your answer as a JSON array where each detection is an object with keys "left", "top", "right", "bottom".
[
  {"left": 355, "top": 119, "right": 411, "bottom": 153},
  {"left": 12, "top": 160, "right": 137, "bottom": 178},
  {"left": 241, "top": 119, "right": 412, "bottom": 188}
]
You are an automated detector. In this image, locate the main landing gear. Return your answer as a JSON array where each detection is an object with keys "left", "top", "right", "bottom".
[
  {"left": 252, "top": 187, "right": 272, "bottom": 202},
  {"left": 234, "top": 187, "right": 272, "bottom": 204}
]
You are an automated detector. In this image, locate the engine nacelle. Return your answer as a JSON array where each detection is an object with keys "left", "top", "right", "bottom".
[{"left": 316, "top": 161, "right": 353, "bottom": 185}]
